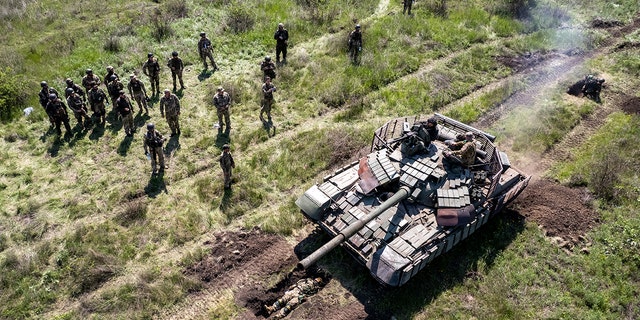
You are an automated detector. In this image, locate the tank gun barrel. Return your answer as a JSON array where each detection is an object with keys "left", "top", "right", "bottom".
[{"left": 298, "top": 186, "right": 411, "bottom": 269}]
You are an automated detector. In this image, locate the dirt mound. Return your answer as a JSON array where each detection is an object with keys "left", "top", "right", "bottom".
[
  {"left": 620, "top": 95, "right": 640, "bottom": 114},
  {"left": 591, "top": 18, "right": 624, "bottom": 28},
  {"left": 510, "top": 179, "right": 600, "bottom": 248},
  {"left": 566, "top": 79, "right": 585, "bottom": 96}
]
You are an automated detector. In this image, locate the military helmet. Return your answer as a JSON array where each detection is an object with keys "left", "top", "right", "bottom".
[
  {"left": 164, "top": 88, "right": 171, "bottom": 93},
  {"left": 427, "top": 117, "right": 437, "bottom": 125},
  {"left": 49, "top": 93, "right": 57, "bottom": 100},
  {"left": 147, "top": 123, "right": 155, "bottom": 130},
  {"left": 217, "top": 86, "right": 223, "bottom": 92},
  {"left": 465, "top": 131, "right": 474, "bottom": 139},
  {"left": 86, "top": 68, "right": 93, "bottom": 74},
  {"left": 172, "top": 51, "right": 178, "bottom": 56},
  {"left": 109, "top": 75, "right": 117, "bottom": 81},
  {"left": 106, "top": 65, "right": 114, "bottom": 71},
  {"left": 40, "top": 81, "right": 48, "bottom": 87},
  {"left": 65, "top": 88, "right": 75, "bottom": 95},
  {"left": 265, "top": 56, "right": 271, "bottom": 61},
  {"left": 130, "top": 74, "right": 135, "bottom": 79},
  {"left": 200, "top": 32, "right": 206, "bottom": 37},
  {"left": 355, "top": 24, "right": 361, "bottom": 29},
  {"left": 118, "top": 90, "right": 125, "bottom": 95},
  {"left": 222, "top": 144, "right": 230, "bottom": 150},
  {"left": 65, "top": 78, "right": 73, "bottom": 84},
  {"left": 148, "top": 52, "right": 154, "bottom": 58}
]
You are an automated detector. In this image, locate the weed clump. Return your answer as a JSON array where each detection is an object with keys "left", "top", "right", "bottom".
[
  {"left": 116, "top": 200, "right": 148, "bottom": 226},
  {"left": 0, "top": 67, "right": 30, "bottom": 123},
  {"left": 227, "top": 5, "right": 254, "bottom": 34},
  {"left": 104, "top": 36, "right": 122, "bottom": 53}
]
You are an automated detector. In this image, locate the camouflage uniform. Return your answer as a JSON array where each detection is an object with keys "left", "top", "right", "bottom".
[
  {"left": 66, "top": 93, "right": 91, "bottom": 127},
  {"left": 88, "top": 85, "right": 108, "bottom": 124},
  {"left": 582, "top": 75, "right": 605, "bottom": 103},
  {"left": 127, "top": 76, "right": 149, "bottom": 113},
  {"left": 45, "top": 97, "right": 72, "bottom": 135},
  {"left": 39, "top": 85, "right": 59, "bottom": 125},
  {"left": 274, "top": 23, "right": 289, "bottom": 63},
  {"left": 213, "top": 89, "right": 231, "bottom": 133},
  {"left": 143, "top": 128, "right": 166, "bottom": 174},
  {"left": 104, "top": 68, "right": 119, "bottom": 87},
  {"left": 219, "top": 146, "right": 235, "bottom": 189},
  {"left": 446, "top": 138, "right": 476, "bottom": 166},
  {"left": 348, "top": 27, "right": 363, "bottom": 63},
  {"left": 115, "top": 93, "right": 135, "bottom": 136},
  {"left": 65, "top": 81, "right": 86, "bottom": 101},
  {"left": 267, "top": 278, "right": 322, "bottom": 319},
  {"left": 198, "top": 34, "right": 218, "bottom": 70},
  {"left": 260, "top": 80, "right": 276, "bottom": 123},
  {"left": 143, "top": 56, "right": 161, "bottom": 95},
  {"left": 107, "top": 80, "right": 125, "bottom": 108},
  {"left": 167, "top": 54, "right": 185, "bottom": 91},
  {"left": 260, "top": 58, "right": 276, "bottom": 80},
  {"left": 82, "top": 72, "right": 101, "bottom": 92},
  {"left": 160, "top": 91, "right": 181, "bottom": 136}
]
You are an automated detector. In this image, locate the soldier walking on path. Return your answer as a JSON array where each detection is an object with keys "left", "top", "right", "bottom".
[
  {"left": 260, "top": 76, "right": 276, "bottom": 123},
  {"left": 143, "top": 53, "right": 161, "bottom": 96},
  {"left": 88, "top": 83, "right": 108, "bottom": 125},
  {"left": 348, "top": 24, "right": 363, "bottom": 64},
  {"left": 39, "top": 81, "right": 58, "bottom": 126},
  {"left": 81, "top": 69, "right": 101, "bottom": 92},
  {"left": 260, "top": 56, "right": 276, "bottom": 81},
  {"left": 219, "top": 144, "right": 235, "bottom": 189},
  {"left": 65, "top": 78, "right": 86, "bottom": 101},
  {"left": 264, "top": 278, "right": 323, "bottom": 319},
  {"left": 274, "top": 23, "right": 289, "bottom": 64},
  {"left": 66, "top": 88, "right": 91, "bottom": 128},
  {"left": 167, "top": 51, "right": 185, "bottom": 91},
  {"left": 160, "top": 89, "right": 181, "bottom": 137},
  {"left": 115, "top": 90, "right": 135, "bottom": 137},
  {"left": 213, "top": 86, "right": 231, "bottom": 134},
  {"left": 45, "top": 94, "right": 72, "bottom": 135},
  {"left": 128, "top": 74, "right": 150, "bottom": 114},
  {"left": 198, "top": 32, "right": 219, "bottom": 71},
  {"left": 143, "top": 123, "right": 167, "bottom": 175}
]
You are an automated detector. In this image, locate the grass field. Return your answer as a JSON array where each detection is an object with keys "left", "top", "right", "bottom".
[{"left": 1, "top": 0, "right": 639, "bottom": 319}]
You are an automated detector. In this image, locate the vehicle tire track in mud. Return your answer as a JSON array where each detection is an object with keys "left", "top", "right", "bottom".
[{"left": 157, "top": 228, "right": 297, "bottom": 320}]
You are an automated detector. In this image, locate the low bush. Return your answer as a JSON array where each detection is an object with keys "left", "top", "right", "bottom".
[{"left": 0, "top": 67, "right": 30, "bottom": 123}]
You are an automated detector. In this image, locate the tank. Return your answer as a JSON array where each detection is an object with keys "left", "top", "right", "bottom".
[{"left": 296, "top": 114, "right": 530, "bottom": 287}]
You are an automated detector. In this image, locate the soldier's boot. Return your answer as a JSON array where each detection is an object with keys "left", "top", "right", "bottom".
[
  {"left": 180, "top": 80, "right": 185, "bottom": 90},
  {"left": 213, "top": 62, "right": 219, "bottom": 71}
]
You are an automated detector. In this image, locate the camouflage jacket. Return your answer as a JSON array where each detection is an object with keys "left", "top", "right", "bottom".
[
  {"left": 167, "top": 57, "right": 184, "bottom": 72},
  {"left": 45, "top": 98, "right": 69, "bottom": 119},
  {"left": 262, "top": 82, "right": 275, "bottom": 100},
  {"left": 450, "top": 140, "right": 476, "bottom": 166},
  {"left": 82, "top": 74, "right": 101, "bottom": 90},
  {"left": 127, "top": 79, "right": 146, "bottom": 95},
  {"left": 39, "top": 87, "right": 59, "bottom": 107},
  {"left": 66, "top": 95, "right": 86, "bottom": 113},
  {"left": 219, "top": 152, "right": 235, "bottom": 171},
  {"left": 348, "top": 30, "right": 362, "bottom": 46},
  {"left": 260, "top": 60, "right": 276, "bottom": 72},
  {"left": 104, "top": 71, "right": 119, "bottom": 85},
  {"left": 143, "top": 58, "right": 161, "bottom": 76},
  {"left": 65, "top": 83, "right": 85, "bottom": 100},
  {"left": 144, "top": 129, "right": 165, "bottom": 151},
  {"left": 115, "top": 95, "right": 133, "bottom": 115},
  {"left": 88, "top": 87, "right": 108, "bottom": 105},
  {"left": 289, "top": 278, "right": 319, "bottom": 296},
  {"left": 107, "top": 81, "right": 124, "bottom": 97},
  {"left": 160, "top": 94, "right": 180, "bottom": 116},
  {"left": 213, "top": 92, "right": 231, "bottom": 110},
  {"left": 198, "top": 37, "right": 213, "bottom": 55},
  {"left": 274, "top": 28, "right": 289, "bottom": 46}
]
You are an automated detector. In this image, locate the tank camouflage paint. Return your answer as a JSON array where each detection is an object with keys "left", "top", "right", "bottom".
[{"left": 296, "top": 114, "right": 530, "bottom": 286}]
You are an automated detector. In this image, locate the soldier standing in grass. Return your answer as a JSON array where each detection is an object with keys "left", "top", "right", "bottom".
[
  {"left": 260, "top": 56, "right": 276, "bottom": 81},
  {"left": 260, "top": 76, "right": 276, "bottom": 123},
  {"left": 104, "top": 66, "right": 119, "bottom": 87},
  {"left": 143, "top": 123, "right": 167, "bottom": 175},
  {"left": 65, "top": 78, "right": 86, "bottom": 101},
  {"left": 160, "top": 89, "right": 181, "bottom": 137},
  {"left": 115, "top": 90, "right": 135, "bottom": 137},
  {"left": 348, "top": 24, "right": 363, "bottom": 63},
  {"left": 219, "top": 144, "right": 235, "bottom": 189},
  {"left": 264, "top": 278, "right": 323, "bottom": 319},
  {"left": 128, "top": 74, "right": 149, "bottom": 114},
  {"left": 88, "top": 83, "right": 108, "bottom": 125},
  {"left": 213, "top": 86, "right": 231, "bottom": 134},
  {"left": 45, "top": 94, "right": 72, "bottom": 135},
  {"left": 167, "top": 51, "right": 185, "bottom": 91},
  {"left": 274, "top": 23, "right": 289, "bottom": 64},
  {"left": 81, "top": 69, "right": 101, "bottom": 92},
  {"left": 39, "top": 81, "right": 58, "bottom": 126},
  {"left": 107, "top": 75, "right": 125, "bottom": 108},
  {"left": 143, "top": 53, "right": 161, "bottom": 96},
  {"left": 403, "top": 0, "right": 413, "bottom": 15},
  {"left": 66, "top": 88, "right": 91, "bottom": 128},
  {"left": 198, "top": 32, "right": 219, "bottom": 71}
]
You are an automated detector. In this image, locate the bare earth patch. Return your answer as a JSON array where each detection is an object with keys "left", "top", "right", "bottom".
[
  {"left": 620, "top": 94, "right": 640, "bottom": 114},
  {"left": 510, "top": 179, "right": 599, "bottom": 248}
]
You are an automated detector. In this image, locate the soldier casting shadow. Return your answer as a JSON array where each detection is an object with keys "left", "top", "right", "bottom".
[
  {"left": 134, "top": 112, "right": 151, "bottom": 130},
  {"left": 89, "top": 124, "right": 106, "bottom": 141},
  {"left": 164, "top": 135, "right": 181, "bottom": 158},
  {"left": 145, "top": 172, "right": 167, "bottom": 198},
  {"left": 117, "top": 135, "right": 133, "bottom": 156},
  {"left": 46, "top": 136, "right": 65, "bottom": 157},
  {"left": 262, "top": 119, "right": 276, "bottom": 137},
  {"left": 197, "top": 70, "right": 213, "bottom": 82},
  {"left": 215, "top": 134, "right": 230, "bottom": 149}
]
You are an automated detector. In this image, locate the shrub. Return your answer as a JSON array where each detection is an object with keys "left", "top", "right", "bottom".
[
  {"left": 163, "top": 0, "right": 189, "bottom": 19},
  {"left": 0, "top": 67, "right": 30, "bottom": 123},
  {"left": 226, "top": 5, "right": 254, "bottom": 34},
  {"left": 104, "top": 36, "right": 122, "bottom": 53}
]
